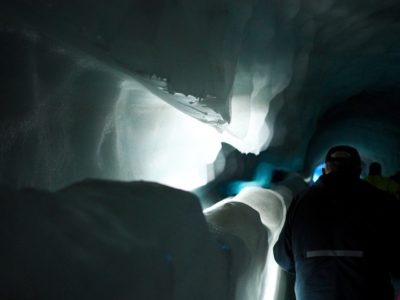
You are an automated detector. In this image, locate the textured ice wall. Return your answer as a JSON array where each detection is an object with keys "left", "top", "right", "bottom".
[
  {"left": 5, "top": 0, "right": 400, "bottom": 158},
  {"left": 0, "top": 30, "right": 223, "bottom": 191},
  {"left": 257, "top": 0, "right": 400, "bottom": 169},
  {"left": 0, "top": 181, "right": 228, "bottom": 300},
  {"left": 224, "top": 0, "right": 400, "bottom": 156},
  {"left": 1, "top": 0, "right": 258, "bottom": 125},
  {"left": 113, "top": 81, "right": 221, "bottom": 190},
  {"left": 0, "top": 177, "right": 306, "bottom": 300},
  {"left": 205, "top": 201, "right": 270, "bottom": 300},
  {"left": 2, "top": 0, "right": 400, "bottom": 190},
  {"left": 0, "top": 30, "right": 123, "bottom": 189},
  {"left": 203, "top": 181, "right": 305, "bottom": 300}
]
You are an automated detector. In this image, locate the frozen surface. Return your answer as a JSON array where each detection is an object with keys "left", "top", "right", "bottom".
[
  {"left": 1, "top": 1, "right": 400, "bottom": 297},
  {"left": 0, "top": 180, "right": 227, "bottom": 300},
  {"left": 204, "top": 183, "right": 303, "bottom": 300},
  {"left": 205, "top": 201, "right": 269, "bottom": 300},
  {"left": 2, "top": 0, "right": 400, "bottom": 191},
  {"left": 0, "top": 179, "right": 303, "bottom": 300},
  {"left": 114, "top": 81, "right": 222, "bottom": 190}
]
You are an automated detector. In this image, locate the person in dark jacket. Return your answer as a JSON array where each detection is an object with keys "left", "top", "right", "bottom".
[
  {"left": 366, "top": 162, "right": 400, "bottom": 200},
  {"left": 273, "top": 145, "right": 400, "bottom": 300}
]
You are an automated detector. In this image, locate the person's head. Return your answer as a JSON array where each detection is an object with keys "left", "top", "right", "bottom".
[
  {"left": 368, "top": 162, "right": 382, "bottom": 176},
  {"left": 323, "top": 145, "right": 362, "bottom": 177}
]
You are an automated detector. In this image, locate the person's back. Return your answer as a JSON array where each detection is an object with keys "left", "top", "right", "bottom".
[
  {"left": 366, "top": 162, "right": 399, "bottom": 198},
  {"left": 274, "top": 145, "right": 399, "bottom": 300}
]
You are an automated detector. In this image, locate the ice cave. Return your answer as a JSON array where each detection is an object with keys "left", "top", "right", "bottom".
[{"left": 1, "top": 1, "right": 400, "bottom": 299}]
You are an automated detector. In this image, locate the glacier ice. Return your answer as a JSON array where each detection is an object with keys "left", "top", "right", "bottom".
[{"left": 0, "top": 177, "right": 306, "bottom": 300}]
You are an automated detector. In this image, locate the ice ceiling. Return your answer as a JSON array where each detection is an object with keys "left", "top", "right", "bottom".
[{"left": 1, "top": 0, "right": 400, "bottom": 191}]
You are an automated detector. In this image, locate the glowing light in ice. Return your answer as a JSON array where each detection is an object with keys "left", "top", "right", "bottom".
[
  {"left": 114, "top": 80, "right": 221, "bottom": 191},
  {"left": 312, "top": 163, "right": 324, "bottom": 183},
  {"left": 221, "top": 94, "right": 271, "bottom": 155},
  {"left": 226, "top": 162, "right": 272, "bottom": 195},
  {"left": 216, "top": 187, "right": 287, "bottom": 300},
  {"left": 220, "top": 62, "right": 290, "bottom": 155},
  {"left": 236, "top": 187, "right": 286, "bottom": 300},
  {"left": 263, "top": 248, "right": 281, "bottom": 300},
  {"left": 162, "top": 169, "right": 208, "bottom": 191}
]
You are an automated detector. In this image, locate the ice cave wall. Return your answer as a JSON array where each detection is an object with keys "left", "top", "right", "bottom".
[
  {"left": 1, "top": 0, "right": 400, "bottom": 192},
  {"left": 1, "top": 1, "right": 400, "bottom": 300}
]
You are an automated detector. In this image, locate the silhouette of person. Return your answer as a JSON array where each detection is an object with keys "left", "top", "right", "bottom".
[
  {"left": 366, "top": 162, "right": 400, "bottom": 199},
  {"left": 273, "top": 145, "right": 400, "bottom": 300}
]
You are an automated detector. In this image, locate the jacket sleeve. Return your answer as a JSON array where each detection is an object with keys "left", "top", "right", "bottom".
[{"left": 273, "top": 196, "right": 297, "bottom": 274}]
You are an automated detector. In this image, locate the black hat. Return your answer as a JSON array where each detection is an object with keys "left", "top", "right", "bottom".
[{"left": 325, "top": 145, "right": 361, "bottom": 168}]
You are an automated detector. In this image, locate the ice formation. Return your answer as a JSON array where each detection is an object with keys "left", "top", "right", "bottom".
[
  {"left": 2, "top": 0, "right": 400, "bottom": 189},
  {"left": 0, "top": 177, "right": 307, "bottom": 300},
  {"left": 1, "top": 0, "right": 400, "bottom": 299}
]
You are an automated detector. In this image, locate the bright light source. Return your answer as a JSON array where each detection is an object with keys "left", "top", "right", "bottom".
[
  {"left": 262, "top": 248, "right": 281, "bottom": 300},
  {"left": 312, "top": 163, "right": 325, "bottom": 183},
  {"left": 223, "top": 187, "right": 287, "bottom": 300},
  {"left": 162, "top": 168, "right": 208, "bottom": 191},
  {"left": 114, "top": 80, "right": 221, "bottom": 191}
]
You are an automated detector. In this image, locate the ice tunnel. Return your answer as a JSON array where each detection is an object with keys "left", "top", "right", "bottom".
[{"left": 1, "top": 0, "right": 400, "bottom": 299}]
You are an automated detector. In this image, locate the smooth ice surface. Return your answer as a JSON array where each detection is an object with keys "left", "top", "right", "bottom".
[
  {"left": 114, "top": 80, "right": 222, "bottom": 190},
  {"left": 204, "top": 184, "right": 296, "bottom": 300},
  {"left": 205, "top": 201, "right": 269, "bottom": 300}
]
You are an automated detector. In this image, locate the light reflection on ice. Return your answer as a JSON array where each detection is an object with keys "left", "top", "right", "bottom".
[
  {"left": 114, "top": 80, "right": 221, "bottom": 191},
  {"left": 204, "top": 186, "right": 287, "bottom": 300}
]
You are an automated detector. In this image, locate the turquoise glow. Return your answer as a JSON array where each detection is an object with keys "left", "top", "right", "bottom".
[
  {"left": 226, "top": 163, "right": 272, "bottom": 195},
  {"left": 312, "top": 163, "right": 325, "bottom": 183}
]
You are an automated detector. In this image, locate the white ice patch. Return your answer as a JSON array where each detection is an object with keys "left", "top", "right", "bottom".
[
  {"left": 204, "top": 186, "right": 288, "bottom": 300},
  {"left": 114, "top": 80, "right": 221, "bottom": 190}
]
